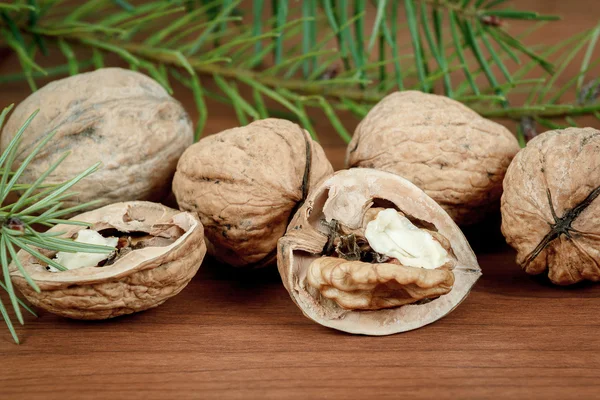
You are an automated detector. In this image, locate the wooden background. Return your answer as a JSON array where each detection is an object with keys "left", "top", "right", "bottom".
[{"left": 1, "top": 1, "right": 600, "bottom": 399}]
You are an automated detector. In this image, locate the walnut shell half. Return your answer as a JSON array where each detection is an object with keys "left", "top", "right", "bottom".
[
  {"left": 346, "top": 91, "right": 520, "bottom": 225},
  {"left": 173, "top": 118, "right": 333, "bottom": 268},
  {"left": 277, "top": 168, "right": 481, "bottom": 335},
  {"left": 501, "top": 127, "right": 600, "bottom": 285},
  {"left": 9, "top": 201, "right": 206, "bottom": 319}
]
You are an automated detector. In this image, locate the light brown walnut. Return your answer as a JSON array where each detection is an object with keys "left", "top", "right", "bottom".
[
  {"left": 9, "top": 201, "right": 206, "bottom": 319},
  {"left": 307, "top": 257, "right": 455, "bottom": 310},
  {"left": 278, "top": 168, "right": 481, "bottom": 335},
  {"left": 346, "top": 91, "right": 520, "bottom": 225},
  {"left": 173, "top": 118, "right": 333, "bottom": 268},
  {"left": 1, "top": 68, "right": 193, "bottom": 214},
  {"left": 501, "top": 127, "right": 600, "bottom": 285}
]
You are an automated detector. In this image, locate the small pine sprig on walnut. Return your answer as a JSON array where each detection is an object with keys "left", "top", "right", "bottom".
[{"left": 0, "top": 105, "right": 115, "bottom": 344}]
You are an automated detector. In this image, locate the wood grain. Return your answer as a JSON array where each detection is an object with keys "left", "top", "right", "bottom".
[
  {"left": 1, "top": 229, "right": 599, "bottom": 400},
  {"left": 1, "top": 1, "right": 600, "bottom": 399}
]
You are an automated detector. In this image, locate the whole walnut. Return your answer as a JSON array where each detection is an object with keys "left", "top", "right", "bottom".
[
  {"left": 1, "top": 68, "right": 193, "bottom": 213},
  {"left": 346, "top": 91, "right": 520, "bottom": 225},
  {"left": 10, "top": 201, "right": 206, "bottom": 319},
  {"left": 278, "top": 168, "right": 481, "bottom": 335},
  {"left": 173, "top": 118, "right": 333, "bottom": 268},
  {"left": 501, "top": 127, "right": 600, "bottom": 285}
]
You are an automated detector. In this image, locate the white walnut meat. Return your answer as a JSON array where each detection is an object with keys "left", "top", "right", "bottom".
[
  {"left": 501, "top": 127, "right": 600, "bottom": 285},
  {"left": 346, "top": 91, "right": 520, "bottom": 225},
  {"left": 172, "top": 118, "right": 333, "bottom": 268},
  {"left": 9, "top": 201, "right": 206, "bottom": 319},
  {"left": 1, "top": 68, "right": 193, "bottom": 213},
  {"left": 277, "top": 168, "right": 481, "bottom": 335}
]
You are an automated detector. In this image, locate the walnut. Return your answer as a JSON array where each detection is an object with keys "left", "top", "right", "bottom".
[
  {"left": 501, "top": 127, "right": 600, "bottom": 285},
  {"left": 172, "top": 118, "right": 333, "bottom": 268},
  {"left": 346, "top": 91, "right": 520, "bottom": 225},
  {"left": 307, "top": 257, "right": 455, "bottom": 310},
  {"left": 277, "top": 168, "right": 481, "bottom": 335},
  {"left": 9, "top": 201, "right": 206, "bottom": 319},
  {"left": 1, "top": 68, "right": 193, "bottom": 213}
]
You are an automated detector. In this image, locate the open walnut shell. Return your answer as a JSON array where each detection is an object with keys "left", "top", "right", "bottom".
[
  {"left": 9, "top": 201, "right": 206, "bottom": 319},
  {"left": 277, "top": 169, "right": 481, "bottom": 335}
]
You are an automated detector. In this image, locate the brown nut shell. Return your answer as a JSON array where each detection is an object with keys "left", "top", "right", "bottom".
[
  {"left": 173, "top": 118, "right": 333, "bottom": 268},
  {"left": 346, "top": 91, "right": 520, "bottom": 225},
  {"left": 501, "top": 127, "right": 600, "bottom": 285},
  {"left": 1, "top": 68, "right": 193, "bottom": 213},
  {"left": 9, "top": 201, "right": 206, "bottom": 319},
  {"left": 277, "top": 168, "right": 481, "bottom": 335}
]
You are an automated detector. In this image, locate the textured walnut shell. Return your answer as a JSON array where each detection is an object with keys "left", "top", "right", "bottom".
[
  {"left": 173, "top": 118, "right": 333, "bottom": 268},
  {"left": 501, "top": 127, "right": 600, "bottom": 285},
  {"left": 277, "top": 168, "right": 481, "bottom": 335},
  {"left": 346, "top": 91, "right": 520, "bottom": 225},
  {"left": 9, "top": 201, "right": 206, "bottom": 319},
  {"left": 1, "top": 68, "right": 193, "bottom": 213}
]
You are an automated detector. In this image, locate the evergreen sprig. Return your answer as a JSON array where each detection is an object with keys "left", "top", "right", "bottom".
[
  {"left": 0, "top": 105, "right": 116, "bottom": 344},
  {"left": 0, "top": 1, "right": 598, "bottom": 143}
]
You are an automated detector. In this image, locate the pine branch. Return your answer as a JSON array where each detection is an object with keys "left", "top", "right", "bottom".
[
  {"left": 0, "top": 0, "right": 598, "bottom": 144},
  {"left": 0, "top": 2, "right": 596, "bottom": 343},
  {"left": 0, "top": 105, "right": 116, "bottom": 344}
]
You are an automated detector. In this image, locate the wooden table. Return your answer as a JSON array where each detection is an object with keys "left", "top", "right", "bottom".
[
  {"left": 1, "top": 1, "right": 600, "bottom": 398},
  {"left": 1, "top": 222, "right": 599, "bottom": 400}
]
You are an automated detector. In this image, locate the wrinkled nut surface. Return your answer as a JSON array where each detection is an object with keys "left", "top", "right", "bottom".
[
  {"left": 173, "top": 118, "right": 333, "bottom": 268},
  {"left": 306, "top": 198, "right": 458, "bottom": 312},
  {"left": 277, "top": 168, "right": 481, "bottom": 335},
  {"left": 501, "top": 127, "right": 600, "bottom": 285},
  {"left": 1, "top": 68, "right": 193, "bottom": 213},
  {"left": 307, "top": 257, "right": 455, "bottom": 310},
  {"left": 9, "top": 201, "right": 206, "bottom": 319},
  {"left": 346, "top": 91, "right": 520, "bottom": 225}
]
